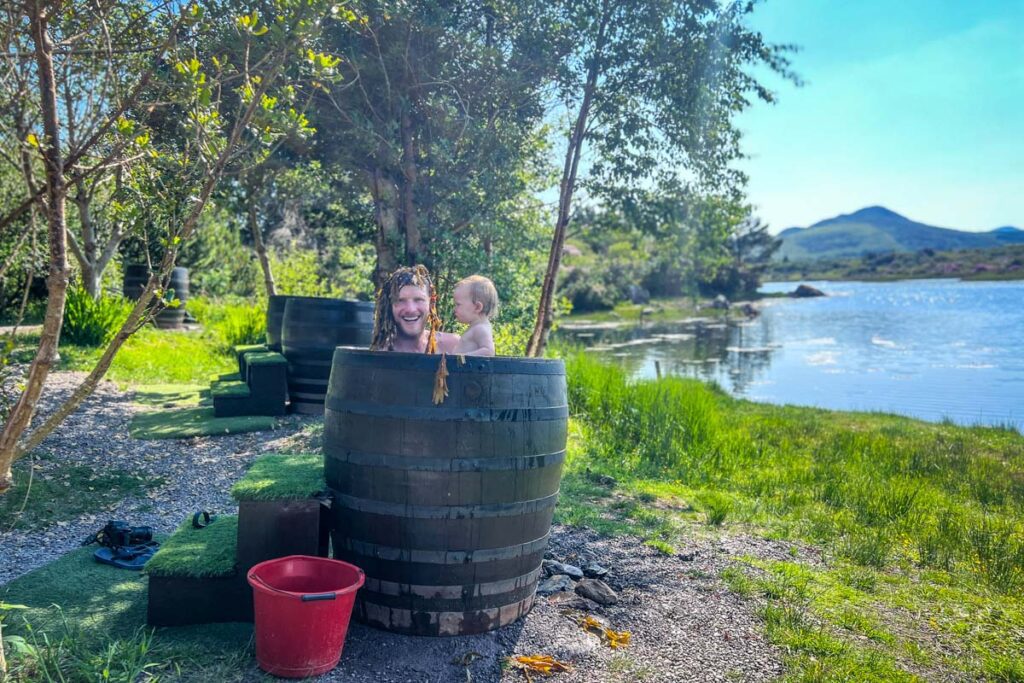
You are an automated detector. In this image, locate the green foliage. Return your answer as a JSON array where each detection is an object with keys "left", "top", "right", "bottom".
[
  {"left": 230, "top": 453, "right": 324, "bottom": 502},
  {"left": 769, "top": 243, "right": 1024, "bottom": 283},
  {"left": 4, "top": 617, "right": 163, "bottom": 683},
  {"left": 266, "top": 245, "right": 374, "bottom": 300},
  {"left": 179, "top": 207, "right": 262, "bottom": 298},
  {"left": 60, "top": 286, "right": 133, "bottom": 347},
  {"left": 145, "top": 515, "right": 238, "bottom": 578},
  {"left": 215, "top": 305, "right": 266, "bottom": 349}
]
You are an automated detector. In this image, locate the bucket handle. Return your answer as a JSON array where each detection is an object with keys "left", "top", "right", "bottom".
[{"left": 301, "top": 592, "right": 337, "bottom": 602}]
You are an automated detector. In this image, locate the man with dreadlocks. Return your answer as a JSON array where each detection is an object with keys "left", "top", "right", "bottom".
[{"left": 370, "top": 265, "right": 459, "bottom": 354}]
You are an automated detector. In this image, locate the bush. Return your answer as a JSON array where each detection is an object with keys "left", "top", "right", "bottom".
[
  {"left": 61, "top": 287, "right": 133, "bottom": 347},
  {"left": 215, "top": 305, "right": 266, "bottom": 348}
]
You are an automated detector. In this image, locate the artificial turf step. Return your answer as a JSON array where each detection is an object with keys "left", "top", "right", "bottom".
[
  {"left": 230, "top": 453, "right": 330, "bottom": 573},
  {"left": 230, "top": 453, "right": 325, "bottom": 502},
  {"left": 210, "top": 380, "right": 250, "bottom": 399},
  {"left": 145, "top": 514, "right": 252, "bottom": 626},
  {"left": 129, "top": 405, "right": 276, "bottom": 439},
  {"left": 146, "top": 515, "right": 239, "bottom": 579},
  {"left": 234, "top": 343, "right": 269, "bottom": 377}
]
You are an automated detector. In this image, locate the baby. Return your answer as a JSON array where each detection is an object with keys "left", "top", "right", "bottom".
[{"left": 452, "top": 275, "right": 498, "bottom": 357}]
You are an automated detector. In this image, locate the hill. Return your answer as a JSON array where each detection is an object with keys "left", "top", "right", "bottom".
[{"left": 776, "top": 206, "right": 1024, "bottom": 261}]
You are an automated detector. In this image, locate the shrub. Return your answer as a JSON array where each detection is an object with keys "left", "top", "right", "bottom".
[
  {"left": 213, "top": 304, "right": 266, "bottom": 349},
  {"left": 61, "top": 287, "right": 132, "bottom": 347}
]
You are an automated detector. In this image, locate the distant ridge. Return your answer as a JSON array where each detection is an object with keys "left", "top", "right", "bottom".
[{"left": 776, "top": 206, "right": 1024, "bottom": 261}]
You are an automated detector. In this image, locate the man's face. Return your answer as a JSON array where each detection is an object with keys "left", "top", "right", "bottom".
[{"left": 392, "top": 284, "right": 430, "bottom": 338}]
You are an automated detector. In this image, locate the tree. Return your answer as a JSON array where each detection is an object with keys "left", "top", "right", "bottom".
[
  {"left": 0, "top": 0, "right": 340, "bottom": 508},
  {"left": 525, "top": 0, "right": 797, "bottom": 356},
  {"left": 311, "top": 0, "right": 565, "bottom": 285}
]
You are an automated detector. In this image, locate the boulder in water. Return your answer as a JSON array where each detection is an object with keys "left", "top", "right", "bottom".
[{"left": 791, "top": 284, "right": 825, "bottom": 298}]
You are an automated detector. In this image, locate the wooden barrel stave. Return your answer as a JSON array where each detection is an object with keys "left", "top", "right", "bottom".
[
  {"left": 325, "top": 349, "right": 566, "bottom": 636},
  {"left": 123, "top": 265, "right": 188, "bottom": 329},
  {"left": 281, "top": 298, "right": 373, "bottom": 414}
]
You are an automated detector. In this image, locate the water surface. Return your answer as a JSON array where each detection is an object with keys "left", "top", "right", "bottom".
[{"left": 559, "top": 279, "right": 1024, "bottom": 430}]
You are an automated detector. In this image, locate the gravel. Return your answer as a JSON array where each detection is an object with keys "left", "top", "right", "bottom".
[
  {"left": 0, "top": 371, "right": 310, "bottom": 586},
  {"left": 1, "top": 371, "right": 788, "bottom": 682}
]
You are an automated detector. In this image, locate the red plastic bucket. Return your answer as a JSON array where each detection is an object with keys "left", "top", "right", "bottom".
[{"left": 247, "top": 555, "right": 365, "bottom": 678}]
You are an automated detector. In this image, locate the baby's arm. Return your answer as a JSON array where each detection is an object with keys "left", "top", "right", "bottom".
[{"left": 454, "top": 323, "right": 495, "bottom": 356}]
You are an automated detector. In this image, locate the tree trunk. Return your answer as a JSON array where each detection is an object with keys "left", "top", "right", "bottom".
[
  {"left": 400, "top": 108, "right": 421, "bottom": 265},
  {"left": 525, "top": 70, "right": 601, "bottom": 357},
  {"left": 368, "top": 167, "right": 401, "bottom": 287},
  {"left": 247, "top": 184, "right": 276, "bottom": 297},
  {"left": 0, "top": 2, "right": 69, "bottom": 497}
]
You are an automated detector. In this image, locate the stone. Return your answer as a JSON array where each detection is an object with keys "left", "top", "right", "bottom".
[
  {"left": 550, "top": 592, "right": 601, "bottom": 612},
  {"left": 575, "top": 578, "right": 618, "bottom": 605},
  {"left": 543, "top": 560, "right": 584, "bottom": 580},
  {"left": 582, "top": 562, "right": 609, "bottom": 579},
  {"left": 537, "top": 574, "right": 575, "bottom": 595},
  {"left": 711, "top": 294, "right": 730, "bottom": 309},
  {"left": 791, "top": 284, "right": 825, "bottom": 298}
]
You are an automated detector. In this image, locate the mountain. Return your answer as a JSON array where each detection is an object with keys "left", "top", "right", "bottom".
[{"left": 776, "top": 206, "right": 1024, "bottom": 261}]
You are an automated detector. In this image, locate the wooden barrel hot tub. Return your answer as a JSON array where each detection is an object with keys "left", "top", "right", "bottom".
[
  {"left": 281, "top": 298, "right": 373, "bottom": 414},
  {"left": 323, "top": 349, "right": 567, "bottom": 636},
  {"left": 265, "top": 294, "right": 306, "bottom": 352},
  {"left": 123, "top": 265, "right": 189, "bottom": 329}
]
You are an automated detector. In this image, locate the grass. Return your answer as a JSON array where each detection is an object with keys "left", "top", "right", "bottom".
[
  {"left": 1, "top": 546, "right": 254, "bottom": 681},
  {"left": 9, "top": 327, "right": 237, "bottom": 387},
  {"left": 560, "top": 351, "right": 1024, "bottom": 680},
  {"left": 230, "top": 453, "right": 324, "bottom": 502},
  {"left": 145, "top": 515, "right": 239, "bottom": 578},
  {"left": 128, "top": 406, "right": 276, "bottom": 440},
  {"left": 0, "top": 457, "right": 156, "bottom": 531}
]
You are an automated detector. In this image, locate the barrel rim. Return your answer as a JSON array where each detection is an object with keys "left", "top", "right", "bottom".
[
  {"left": 331, "top": 348, "right": 565, "bottom": 374},
  {"left": 282, "top": 296, "right": 374, "bottom": 311}
]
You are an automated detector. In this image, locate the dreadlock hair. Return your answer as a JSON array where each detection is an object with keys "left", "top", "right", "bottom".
[{"left": 370, "top": 265, "right": 443, "bottom": 352}]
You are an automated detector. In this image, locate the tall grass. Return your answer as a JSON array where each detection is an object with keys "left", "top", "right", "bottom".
[
  {"left": 565, "top": 352, "right": 1024, "bottom": 592},
  {"left": 61, "top": 287, "right": 132, "bottom": 346}
]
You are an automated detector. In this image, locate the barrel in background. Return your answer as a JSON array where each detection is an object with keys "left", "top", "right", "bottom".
[
  {"left": 324, "top": 349, "right": 568, "bottom": 636},
  {"left": 281, "top": 298, "right": 373, "bottom": 414},
  {"left": 123, "top": 265, "right": 189, "bottom": 329}
]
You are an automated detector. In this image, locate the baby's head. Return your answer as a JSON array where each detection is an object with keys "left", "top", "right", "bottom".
[{"left": 453, "top": 275, "right": 499, "bottom": 325}]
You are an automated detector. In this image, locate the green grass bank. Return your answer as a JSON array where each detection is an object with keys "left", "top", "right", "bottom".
[{"left": 561, "top": 352, "right": 1024, "bottom": 680}]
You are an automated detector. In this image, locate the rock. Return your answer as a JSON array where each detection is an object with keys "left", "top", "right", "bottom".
[
  {"left": 582, "top": 562, "right": 609, "bottom": 579},
  {"left": 711, "top": 294, "right": 730, "bottom": 309},
  {"left": 549, "top": 591, "right": 602, "bottom": 611},
  {"left": 790, "top": 284, "right": 825, "bottom": 298},
  {"left": 537, "top": 574, "right": 575, "bottom": 595},
  {"left": 543, "top": 560, "right": 584, "bottom": 580},
  {"left": 627, "top": 285, "right": 650, "bottom": 304},
  {"left": 739, "top": 303, "right": 759, "bottom": 318},
  {"left": 678, "top": 551, "right": 696, "bottom": 562},
  {"left": 575, "top": 578, "right": 618, "bottom": 605}
]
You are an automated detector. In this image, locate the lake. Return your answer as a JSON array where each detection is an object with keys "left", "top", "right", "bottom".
[{"left": 559, "top": 279, "right": 1024, "bottom": 431}]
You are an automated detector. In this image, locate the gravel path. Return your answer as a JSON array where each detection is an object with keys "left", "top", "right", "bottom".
[
  {"left": 1, "top": 372, "right": 787, "bottom": 682},
  {"left": 0, "top": 371, "right": 310, "bottom": 585}
]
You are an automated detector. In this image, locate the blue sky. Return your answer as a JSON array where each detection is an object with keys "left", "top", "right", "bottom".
[{"left": 737, "top": 0, "right": 1024, "bottom": 233}]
